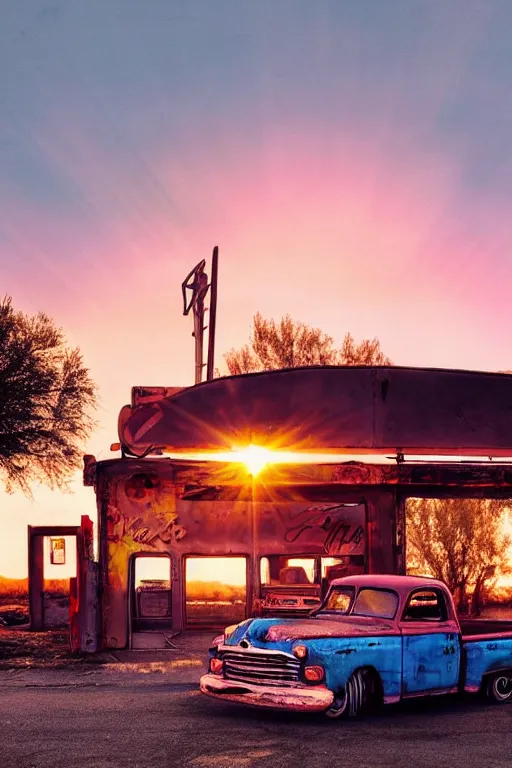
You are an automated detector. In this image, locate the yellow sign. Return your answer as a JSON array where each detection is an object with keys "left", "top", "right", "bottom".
[{"left": 50, "top": 538, "right": 66, "bottom": 565}]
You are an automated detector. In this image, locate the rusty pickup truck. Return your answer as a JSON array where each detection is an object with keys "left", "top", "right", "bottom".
[{"left": 200, "top": 574, "right": 512, "bottom": 718}]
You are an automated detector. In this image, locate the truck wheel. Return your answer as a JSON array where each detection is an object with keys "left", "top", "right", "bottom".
[
  {"left": 485, "top": 673, "right": 512, "bottom": 704},
  {"left": 326, "top": 669, "right": 375, "bottom": 719}
]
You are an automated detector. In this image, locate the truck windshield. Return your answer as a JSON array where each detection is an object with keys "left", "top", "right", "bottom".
[
  {"left": 352, "top": 588, "right": 398, "bottom": 619},
  {"left": 319, "top": 586, "right": 398, "bottom": 619}
]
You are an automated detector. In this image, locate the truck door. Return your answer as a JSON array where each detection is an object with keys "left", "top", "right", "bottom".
[{"left": 400, "top": 588, "right": 460, "bottom": 696}]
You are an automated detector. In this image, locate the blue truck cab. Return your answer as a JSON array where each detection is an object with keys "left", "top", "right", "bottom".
[{"left": 200, "top": 574, "right": 512, "bottom": 718}]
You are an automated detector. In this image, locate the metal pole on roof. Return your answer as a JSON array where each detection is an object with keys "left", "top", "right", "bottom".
[
  {"left": 182, "top": 257, "right": 209, "bottom": 385},
  {"left": 206, "top": 246, "right": 219, "bottom": 381},
  {"left": 182, "top": 246, "right": 219, "bottom": 385}
]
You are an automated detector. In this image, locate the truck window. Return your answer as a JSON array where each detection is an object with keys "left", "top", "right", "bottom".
[
  {"left": 323, "top": 587, "right": 354, "bottom": 613},
  {"left": 402, "top": 589, "right": 447, "bottom": 622},
  {"left": 352, "top": 588, "right": 398, "bottom": 619}
]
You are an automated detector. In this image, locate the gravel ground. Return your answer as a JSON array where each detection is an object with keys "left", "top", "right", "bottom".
[{"left": 1, "top": 673, "right": 511, "bottom": 768}]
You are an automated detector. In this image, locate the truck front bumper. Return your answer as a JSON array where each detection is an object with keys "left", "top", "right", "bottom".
[{"left": 200, "top": 673, "right": 334, "bottom": 712}]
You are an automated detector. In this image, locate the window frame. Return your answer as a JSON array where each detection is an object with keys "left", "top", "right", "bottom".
[
  {"left": 183, "top": 554, "right": 249, "bottom": 628},
  {"left": 401, "top": 587, "right": 448, "bottom": 623},
  {"left": 259, "top": 554, "right": 321, "bottom": 588},
  {"left": 313, "top": 585, "right": 356, "bottom": 615}
]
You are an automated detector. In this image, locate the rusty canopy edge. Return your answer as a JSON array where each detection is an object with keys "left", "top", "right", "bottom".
[{"left": 117, "top": 366, "right": 512, "bottom": 456}]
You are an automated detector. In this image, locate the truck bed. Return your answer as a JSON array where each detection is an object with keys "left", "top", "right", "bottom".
[
  {"left": 460, "top": 618, "right": 512, "bottom": 640},
  {"left": 460, "top": 622, "right": 512, "bottom": 693}
]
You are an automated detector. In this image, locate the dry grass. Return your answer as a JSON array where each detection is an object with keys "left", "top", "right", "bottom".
[
  {"left": 186, "top": 580, "right": 246, "bottom": 602},
  {"left": 186, "top": 601, "right": 246, "bottom": 625},
  {"left": 0, "top": 576, "right": 28, "bottom": 597},
  {"left": 493, "top": 585, "right": 512, "bottom": 603},
  {"left": 481, "top": 604, "right": 512, "bottom": 619},
  {"left": 0, "top": 576, "right": 69, "bottom": 597}
]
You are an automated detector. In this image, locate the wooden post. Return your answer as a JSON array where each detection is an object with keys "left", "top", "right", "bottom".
[
  {"left": 193, "top": 309, "right": 204, "bottom": 385},
  {"left": 69, "top": 577, "right": 80, "bottom": 652},
  {"left": 79, "top": 516, "right": 98, "bottom": 653},
  {"left": 28, "top": 528, "right": 44, "bottom": 630},
  {"left": 206, "top": 246, "right": 219, "bottom": 381}
]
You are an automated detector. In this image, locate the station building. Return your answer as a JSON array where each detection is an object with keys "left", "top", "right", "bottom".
[{"left": 29, "top": 366, "right": 512, "bottom": 651}]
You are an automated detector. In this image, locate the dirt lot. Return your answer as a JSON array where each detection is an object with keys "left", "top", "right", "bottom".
[
  {"left": 0, "top": 595, "right": 29, "bottom": 624},
  {"left": 1, "top": 679, "right": 511, "bottom": 768},
  {"left": 0, "top": 627, "right": 77, "bottom": 667},
  {"left": 0, "top": 593, "right": 76, "bottom": 669}
]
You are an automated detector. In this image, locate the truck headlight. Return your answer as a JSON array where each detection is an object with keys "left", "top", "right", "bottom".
[
  {"left": 210, "top": 658, "right": 223, "bottom": 675},
  {"left": 293, "top": 644, "right": 308, "bottom": 659},
  {"left": 304, "top": 665, "right": 325, "bottom": 683}
]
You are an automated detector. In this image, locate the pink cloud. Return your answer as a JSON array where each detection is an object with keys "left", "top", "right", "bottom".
[{"left": 2, "top": 113, "right": 512, "bottom": 391}]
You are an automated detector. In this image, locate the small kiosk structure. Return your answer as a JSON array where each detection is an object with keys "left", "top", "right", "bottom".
[{"left": 77, "top": 366, "right": 512, "bottom": 651}]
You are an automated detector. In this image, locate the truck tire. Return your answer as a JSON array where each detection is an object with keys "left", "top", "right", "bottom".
[
  {"left": 485, "top": 672, "right": 512, "bottom": 704},
  {"left": 326, "top": 668, "right": 376, "bottom": 719}
]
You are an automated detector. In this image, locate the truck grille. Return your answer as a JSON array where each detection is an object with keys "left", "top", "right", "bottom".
[{"left": 220, "top": 649, "right": 301, "bottom": 687}]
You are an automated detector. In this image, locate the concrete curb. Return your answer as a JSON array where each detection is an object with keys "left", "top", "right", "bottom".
[
  {"left": 1, "top": 680, "right": 200, "bottom": 690},
  {"left": 0, "top": 658, "right": 205, "bottom": 688}
]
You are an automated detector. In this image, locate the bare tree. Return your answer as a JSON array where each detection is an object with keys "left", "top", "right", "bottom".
[
  {"left": 339, "top": 332, "right": 391, "bottom": 366},
  {"left": 0, "top": 296, "right": 98, "bottom": 494},
  {"left": 224, "top": 313, "right": 391, "bottom": 374},
  {"left": 406, "top": 498, "right": 511, "bottom": 614}
]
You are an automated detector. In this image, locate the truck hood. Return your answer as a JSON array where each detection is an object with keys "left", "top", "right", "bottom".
[{"left": 226, "top": 615, "right": 397, "bottom": 646}]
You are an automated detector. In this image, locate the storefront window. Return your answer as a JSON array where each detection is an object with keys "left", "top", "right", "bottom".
[
  {"left": 185, "top": 556, "right": 247, "bottom": 627},
  {"left": 259, "top": 555, "right": 357, "bottom": 588},
  {"left": 260, "top": 556, "right": 316, "bottom": 586}
]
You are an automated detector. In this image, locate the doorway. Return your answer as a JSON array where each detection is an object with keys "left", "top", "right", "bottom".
[
  {"left": 185, "top": 556, "right": 247, "bottom": 628},
  {"left": 42, "top": 536, "right": 76, "bottom": 628},
  {"left": 28, "top": 524, "right": 82, "bottom": 631},
  {"left": 130, "top": 554, "right": 173, "bottom": 648}
]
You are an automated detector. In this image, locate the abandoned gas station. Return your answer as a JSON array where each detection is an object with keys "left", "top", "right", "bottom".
[{"left": 28, "top": 365, "right": 512, "bottom": 652}]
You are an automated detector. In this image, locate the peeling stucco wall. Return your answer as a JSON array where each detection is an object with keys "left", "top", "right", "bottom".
[{"left": 97, "top": 462, "right": 384, "bottom": 649}]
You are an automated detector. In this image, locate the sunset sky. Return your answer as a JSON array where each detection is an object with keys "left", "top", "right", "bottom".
[{"left": 2, "top": 1, "right": 512, "bottom": 577}]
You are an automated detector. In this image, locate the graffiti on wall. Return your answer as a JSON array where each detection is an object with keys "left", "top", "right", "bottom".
[
  {"left": 106, "top": 508, "right": 186, "bottom": 547},
  {"left": 106, "top": 474, "right": 187, "bottom": 548},
  {"left": 105, "top": 473, "right": 363, "bottom": 556},
  {"left": 283, "top": 504, "right": 364, "bottom": 554}
]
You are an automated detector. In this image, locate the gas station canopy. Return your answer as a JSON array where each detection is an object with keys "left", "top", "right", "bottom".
[{"left": 118, "top": 366, "right": 512, "bottom": 458}]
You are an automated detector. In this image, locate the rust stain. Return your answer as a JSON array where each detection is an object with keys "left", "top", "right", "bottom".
[
  {"left": 265, "top": 618, "right": 396, "bottom": 642},
  {"left": 190, "top": 750, "right": 274, "bottom": 767}
]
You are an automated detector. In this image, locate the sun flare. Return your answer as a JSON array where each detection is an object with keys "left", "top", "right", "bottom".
[{"left": 230, "top": 445, "right": 273, "bottom": 476}]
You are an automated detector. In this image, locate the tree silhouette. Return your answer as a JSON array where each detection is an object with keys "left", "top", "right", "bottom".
[
  {"left": 406, "top": 498, "right": 511, "bottom": 614},
  {"left": 224, "top": 313, "right": 391, "bottom": 374},
  {"left": 0, "top": 296, "right": 98, "bottom": 494}
]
